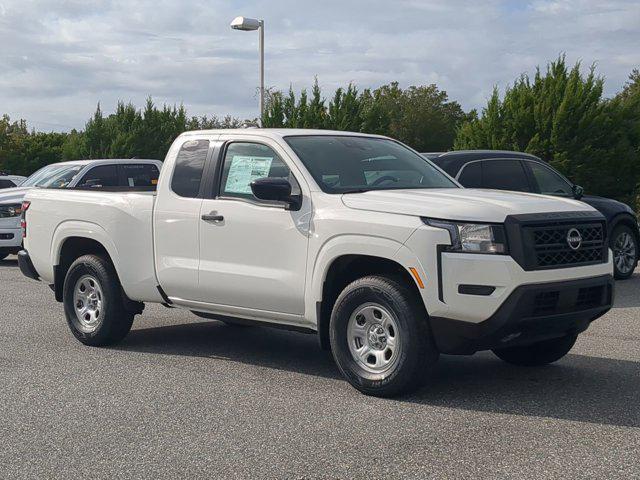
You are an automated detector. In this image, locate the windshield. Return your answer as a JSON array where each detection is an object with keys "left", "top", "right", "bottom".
[
  {"left": 21, "top": 164, "right": 84, "bottom": 189},
  {"left": 284, "top": 136, "right": 458, "bottom": 193}
]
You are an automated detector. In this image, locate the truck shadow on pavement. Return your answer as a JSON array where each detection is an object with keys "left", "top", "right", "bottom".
[
  {"left": 120, "top": 320, "right": 639, "bottom": 428},
  {"left": 120, "top": 321, "right": 340, "bottom": 380},
  {"left": 0, "top": 258, "right": 18, "bottom": 268},
  {"left": 408, "top": 353, "right": 640, "bottom": 428}
]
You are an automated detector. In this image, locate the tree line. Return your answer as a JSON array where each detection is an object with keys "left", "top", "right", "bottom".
[
  {"left": 1, "top": 56, "right": 638, "bottom": 209},
  {"left": 0, "top": 99, "right": 248, "bottom": 176}
]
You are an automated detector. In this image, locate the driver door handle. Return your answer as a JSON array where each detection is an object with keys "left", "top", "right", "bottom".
[{"left": 201, "top": 213, "right": 224, "bottom": 223}]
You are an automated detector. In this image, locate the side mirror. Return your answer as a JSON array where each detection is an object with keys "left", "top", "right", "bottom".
[
  {"left": 572, "top": 184, "right": 584, "bottom": 200},
  {"left": 250, "top": 177, "right": 301, "bottom": 210}
]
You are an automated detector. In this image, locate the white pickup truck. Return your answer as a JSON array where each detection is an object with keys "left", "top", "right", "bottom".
[{"left": 19, "top": 129, "right": 614, "bottom": 397}]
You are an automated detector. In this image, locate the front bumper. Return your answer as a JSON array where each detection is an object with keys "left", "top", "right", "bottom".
[{"left": 430, "top": 274, "right": 614, "bottom": 354}]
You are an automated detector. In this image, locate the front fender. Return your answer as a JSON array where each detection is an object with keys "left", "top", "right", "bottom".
[
  {"left": 306, "top": 234, "right": 416, "bottom": 328},
  {"left": 310, "top": 235, "right": 405, "bottom": 302}
]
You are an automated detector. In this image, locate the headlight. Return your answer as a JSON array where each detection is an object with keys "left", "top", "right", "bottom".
[
  {"left": 424, "top": 219, "right": 507, "bottom": 254},
  {"left": 0, "top": 203, "right": 22, "bottom": 218}
]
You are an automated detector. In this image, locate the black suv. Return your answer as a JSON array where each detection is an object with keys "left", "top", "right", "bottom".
[{"left": 427, "top": 150, "right": 639, "bottom": 279}]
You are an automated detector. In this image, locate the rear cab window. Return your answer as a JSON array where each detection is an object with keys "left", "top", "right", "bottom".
[{"left": 171, "top": 140, "right": 210, "bottom": 198}]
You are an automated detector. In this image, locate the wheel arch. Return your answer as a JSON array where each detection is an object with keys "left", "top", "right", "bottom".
[
  {"left": 51, "top": 222, "right": 123, "bottom": 302},
  {"left": 315, "top": 252, "right": 422, "bottom": 351},
  {"left": 609, "top": 213, "right": 640, "bottom": 242}
]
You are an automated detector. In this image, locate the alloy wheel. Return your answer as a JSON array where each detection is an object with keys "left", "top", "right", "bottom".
[{"left": 614, "top": 232, "right": 637, "bottom": 276}]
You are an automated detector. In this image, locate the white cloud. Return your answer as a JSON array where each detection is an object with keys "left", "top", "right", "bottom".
[{"left": 0, "top": 0, "right": 638, "bottom": 131}]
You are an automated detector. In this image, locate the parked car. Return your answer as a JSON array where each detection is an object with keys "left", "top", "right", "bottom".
[
  {"left": 0, "top": 174, "right": 27, "bottom": 189},
  {"left": 0, "top": 159, "right": 161, "bottom": 261},
  {"left": 19, "top": 130, "right": 613, "bottom": 397},
  {"left": 426, "top": 150, "right": 639, "bottom": 280}
]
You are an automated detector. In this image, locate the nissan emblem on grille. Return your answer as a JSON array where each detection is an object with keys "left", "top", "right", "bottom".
[{"left": 566, "top": 228, "right": 583, "bottom": 250}]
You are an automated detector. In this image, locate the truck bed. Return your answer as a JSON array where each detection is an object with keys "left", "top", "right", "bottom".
[{"left": 24, "top": 188, "right": 163, "bottom": 303}]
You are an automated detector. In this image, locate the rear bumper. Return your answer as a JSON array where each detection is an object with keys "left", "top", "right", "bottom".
[
  {"left": 18, "top": 250, "right": 40, "bottom": 281},
  {"left": 0, "top": 226, "right": 22, "bottom": 251},
  {"left": 430, "top": 274, "right": 614, "bottom": 354}
]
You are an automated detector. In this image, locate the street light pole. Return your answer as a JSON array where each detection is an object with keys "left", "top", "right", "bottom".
[
  {"left": 258, "top": 20, "right": 264, "bottom": 125},
  {"left": 230, "top": 16, "right": 265, "bottom": 126}
]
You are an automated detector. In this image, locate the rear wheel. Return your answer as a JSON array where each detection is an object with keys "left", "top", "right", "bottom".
[
  {"left": 329, "top": 275, "right": 438, "bottom": 397},
  {"left": 63, "top": 254, "right": 134, "bottom": 346},
  {"left": 492, "top": 333, "right": 577, "bottom": 366},
  {"left": 611, "top": 225, "right": 638, "bottom": 280}
]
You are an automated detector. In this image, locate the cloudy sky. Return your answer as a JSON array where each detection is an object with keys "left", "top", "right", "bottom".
[{"left": 0, "top": 0, "right": 638, "bottom": 131}]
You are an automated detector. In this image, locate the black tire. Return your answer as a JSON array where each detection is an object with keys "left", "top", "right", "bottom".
[
  {"left": 492, "top": 333, "right": 577, "bottom": 366},
  {"left": 611, "top": 225, "right": 638, "bottom": 280},
  {"left": 329, "top": 275, "right": 439, "bottom": 397},
  {"left": 63, "top": 254, "right": 134, "bottom": 346}
]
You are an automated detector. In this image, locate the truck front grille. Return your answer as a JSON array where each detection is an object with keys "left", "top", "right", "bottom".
[
  {"left": 528, "top": 223, "right": 606, "bottom": 268},
  {"left": 504, "top": 211, "right": 608, "bottom": 271}
]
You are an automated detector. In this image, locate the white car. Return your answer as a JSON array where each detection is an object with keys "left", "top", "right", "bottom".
[
  {"left": 0, "top": 175, "right": 27, "bottom": 189},
  {"left": 19, "top": 129, "right": 613, "bottom": 397},
  {"left": 0, "top": 159, "right": 161, "bottom": 261}
]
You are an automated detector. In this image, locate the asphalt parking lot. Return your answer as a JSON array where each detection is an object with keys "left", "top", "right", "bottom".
[{"left": 0, "top": 256, "right": 638, "bottom": 479}]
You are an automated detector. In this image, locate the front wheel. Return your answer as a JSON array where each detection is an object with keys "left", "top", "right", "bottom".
[
  {"left": 492, "top": 333, "right": 577, "bottom": 366},
  {"left": 63, "top": 254, "right": 134, "bottom": 346},
  {"left": 611, "top": 225, "right": 638, "bottom": 280},
  {"left": 329, "top": 275, "right": 438, "bottom": 397}
]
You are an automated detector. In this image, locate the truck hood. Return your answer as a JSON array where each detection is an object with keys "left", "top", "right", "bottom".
[
  {"left": 341, "top": 188, "right": 596, "bottom": 223},
  {"left": 0, "top": 186, "right": 32, "bottom": 205}
]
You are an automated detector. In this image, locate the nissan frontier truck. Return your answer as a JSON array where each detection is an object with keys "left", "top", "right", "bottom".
[{"left": 18, "top": 129, "right": 614, "bottom": 397}]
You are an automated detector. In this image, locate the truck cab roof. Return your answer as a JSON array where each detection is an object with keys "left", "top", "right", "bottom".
[
  {"left": 179, "top": 128, "right": 389, "bottom": 140},
  {"left": 53, "top": 158, "right": 161, "bottom": 167}
]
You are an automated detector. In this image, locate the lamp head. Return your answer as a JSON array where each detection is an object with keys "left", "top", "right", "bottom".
[{"left": 230, "top": 16, "right": 261, "bottom": 31}]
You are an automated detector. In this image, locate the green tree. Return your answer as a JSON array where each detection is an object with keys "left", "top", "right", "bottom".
[
  {"left": 614, "top": 69, "right": 640, "bottom": 210},
  {"left": 455, "top": 56, "right": 640, "bottom": 204},
  {"left": 326, "top": 84, "right": 361, "bottom": 131},
  {"left": 263, "top": 80, "right": 466, "bottom": 151}
]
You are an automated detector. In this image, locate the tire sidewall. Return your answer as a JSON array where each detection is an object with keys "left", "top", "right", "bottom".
[
  {"left": 330, "top": 276, "right": 436, "bottom": 395},
  {"left": 63, "top": 256, "right": 117, "bottom": 344}
]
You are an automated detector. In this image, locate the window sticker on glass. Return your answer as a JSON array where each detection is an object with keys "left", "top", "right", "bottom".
[{"left": 224, "top": 156, "right": 273, "bottom": 194}]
